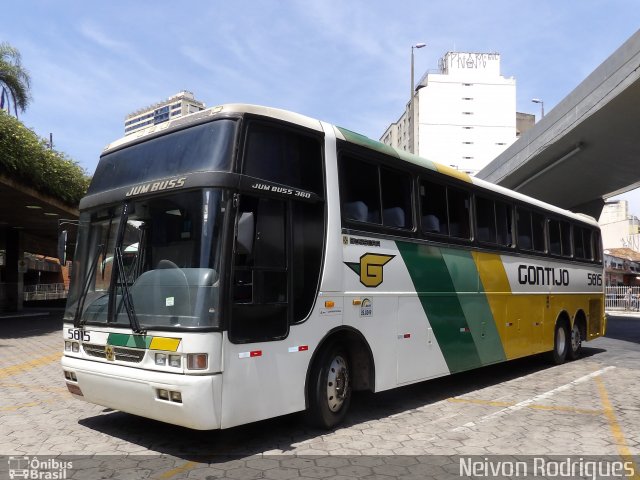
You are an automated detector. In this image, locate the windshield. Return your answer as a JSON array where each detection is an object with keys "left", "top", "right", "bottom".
[
  {"left": 88, "top": 119, "right": 237, "bottom": 196},
  {"left": 64, "top": 189, "right": 227, "bottom": 329}
]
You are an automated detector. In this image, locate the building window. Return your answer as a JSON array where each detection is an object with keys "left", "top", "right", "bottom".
[
  {"left": 462, "top": 112, "right": 473, "bottom": 115},
  {"left": 462, "top": 126, "right": 473, "bottom": 130},
  {"left": 462, "top": 97, "right": 473, "bottom": 100},
  {"left": 462, "top": 141, "right": 474, "bottom": 145},
  {"left": 463, "top": 83, "right": 473, "bottom": 86}
]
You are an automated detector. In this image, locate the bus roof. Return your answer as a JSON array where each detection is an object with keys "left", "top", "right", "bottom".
[{"left": 103, "top": 103, "right": 598, "bottom": 227}]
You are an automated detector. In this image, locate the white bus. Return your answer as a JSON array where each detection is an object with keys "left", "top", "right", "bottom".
[{"left": 61, "top": 104, "right": 605, "bottom": 430}]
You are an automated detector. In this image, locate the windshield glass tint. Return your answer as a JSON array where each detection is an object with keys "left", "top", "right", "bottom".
[
  {"left": 88, "top": 119, "right": 237, "bottom": 196},
  {"left": 64, "top": 189, "right": 226, "bottom": 329}
]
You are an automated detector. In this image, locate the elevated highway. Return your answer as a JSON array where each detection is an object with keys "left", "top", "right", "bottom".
[{"left": 478, "top": 29, "right": 640, "bottom": 219}]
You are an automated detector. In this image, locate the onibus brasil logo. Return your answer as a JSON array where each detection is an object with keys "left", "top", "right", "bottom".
[
  {"left": 8, "top": 456, "right": 72, "bottom": 479},
  {"left": 345, "top": 253, "right": 395, "bottom": 288}
]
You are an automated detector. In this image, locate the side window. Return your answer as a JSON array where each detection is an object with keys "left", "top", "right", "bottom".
[
  {"left": 231, "top": 196, "right": 288, "bottom": 342},
  {"left": 574, "top": 226, "right": 586, "bottom": 260},
  {"left": 448, "top": 187, "right": 471, "bottom": 239},
  {"left": 548, "top": 219, "right": 562, "bottom": 255},
  {"left": 340, "top": 156, "right": 381, "bottom": 224},
  {"left": 561, "top": 221, "right": 572, "bottom": 257},
  {"left": 420, "top": 180, "right": 448, "bottom": 235},
  {"left": 549, "top": 218, "right": 574, "bottom": 257},
  {"left": 381, "top": 168, "right": 413, "bottom": 229},
  {"left": 573, "top": 226, "right": 594, "bottom": 260},
  {"left": 495, "top": 200, "right": 513, "bottom": 247},
  {"left": 593, "top": 230, "right": 602, "bottom": 262},
  {"left": 516, "top": 208, "right": 533, "bottom": 250},
  {"left": 532, "top": 212, "right": 546, "bottom": 252},
  {"left": 476, "top": 196, "right": 497, "bottom": 244},
  {"left": 244, "top": 123, "right": 323, "bottom": 195},
  {"left": 420, "top": 180, "right": 470, "bottom": 239},
  {"left": 291, "top": 201, "right": 324, "bottom": 322}
]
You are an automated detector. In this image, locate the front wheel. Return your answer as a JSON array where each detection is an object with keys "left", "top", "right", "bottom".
[
  {"left": 552, "top": 321, "right": 569, "bottom": 365},
  {"left": 569, "top": 322, "right": 582, "bottom": 360},
  {"left": 307, "top": 344, "right": 351, "bottom": 429}
]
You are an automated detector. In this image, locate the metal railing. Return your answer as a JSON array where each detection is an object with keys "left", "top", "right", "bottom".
[
  {"left": 23, "top": 283, "right": 68, "bottom": 301},
  {"left": 605, "top": 285, "right": 640, "bottom": 311}
]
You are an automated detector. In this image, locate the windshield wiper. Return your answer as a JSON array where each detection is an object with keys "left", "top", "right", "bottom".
[
  {"left": 108, "top": 202, "right": 145, "bottom": 335},
  {"left": 74, "top": 244, "right": 105, "bottom": 328},
  {"left": 115, "top": 245, "right": 144, "bottom": 334}
]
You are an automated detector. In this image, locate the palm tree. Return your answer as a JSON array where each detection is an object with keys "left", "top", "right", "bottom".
[{"left": 0, "top": 42, "right": 31, "bottom": 117}]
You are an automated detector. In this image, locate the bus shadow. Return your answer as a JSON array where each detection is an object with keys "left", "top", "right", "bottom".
[{"left": 78, "top": 348, "right": 608, "bottom": 461}]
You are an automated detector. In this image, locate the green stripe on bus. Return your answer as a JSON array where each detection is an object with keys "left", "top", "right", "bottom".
[
  {"left": 396, "top": 242, "right": 481, "bottom": 373},
  {"left": 440, "top": 250, "right": 506, "bottom": 365},
  {"left": 336, "top": 126, "right": 399, "bottom": 157},
  {"left": 107, "top": 333, "right": 152, "bottom": 349}
]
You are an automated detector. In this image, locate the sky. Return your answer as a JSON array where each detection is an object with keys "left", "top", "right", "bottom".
[{"left": 3, "top": 1, "right": 640, "bottom": 212}]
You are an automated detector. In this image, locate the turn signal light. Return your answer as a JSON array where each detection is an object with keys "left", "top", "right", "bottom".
[{"left": 187, "top": 353, "right": 208, "bottom": 370}]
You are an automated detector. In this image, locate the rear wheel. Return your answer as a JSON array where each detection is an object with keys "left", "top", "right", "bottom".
[
  {"left": 569, "top": 322, "right": 582, "bottom": 360},
  {"left": 552, "top": 321, "right": 569, "bottom": 364},
  {"left": 307, "top": 344, "right": 351, "bottom": 429}
]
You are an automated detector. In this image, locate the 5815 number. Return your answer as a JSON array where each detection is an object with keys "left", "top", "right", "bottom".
[{"left": 67, "top": 328, "right": 90, "bottom": 342}]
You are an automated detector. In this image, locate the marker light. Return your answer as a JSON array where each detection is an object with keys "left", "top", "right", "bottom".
[
  {"left": 155, "top": 353, "right": 167, "bottom": 366},
  {"left": 187, "top": 353, "right": 208, "bottom": 370}
]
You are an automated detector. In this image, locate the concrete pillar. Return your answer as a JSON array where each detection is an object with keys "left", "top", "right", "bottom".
[{"left": 4, "top": 228, "right": 24, "bottom": 312}]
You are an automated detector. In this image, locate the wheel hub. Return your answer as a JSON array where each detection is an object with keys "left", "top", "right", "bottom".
[{"left": 326, "top": 355, "right": 349, "bottom": 412}]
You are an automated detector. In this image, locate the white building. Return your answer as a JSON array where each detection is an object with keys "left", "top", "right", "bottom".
[
  {"left": 599, "top": 200, "right": 640, "bottom": 250},
  {"left": 125, "top": 91, "right": 205, "bottom": 136},
  {"left": 381, "top": 51, "right": 517, "bottom": 175}
]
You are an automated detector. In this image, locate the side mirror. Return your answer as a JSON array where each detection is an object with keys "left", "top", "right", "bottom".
[
  {"left": 58, "top": 230, "right": 68, "bottom": 264},
  {"left": 236, "top": 212, "right": 254, "bottom": 255}
]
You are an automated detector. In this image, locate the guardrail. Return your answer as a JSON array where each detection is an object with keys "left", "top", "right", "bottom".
[
  {"left": 23, "top": 283, "right": 68, "bottom": 301},
  {"left": 605, "top": 285, "right": 640, "bottom": 311}
]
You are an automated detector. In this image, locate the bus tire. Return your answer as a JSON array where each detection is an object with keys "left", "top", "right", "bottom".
[
  {"left": 552, "top": 321, "right": 569, "bottom": 365},
  {"left": 569, "top": 322, "right": 582, "bottom": 360},
  {"left": 307, "top": 343, "right": 352, "bottom": 429}
]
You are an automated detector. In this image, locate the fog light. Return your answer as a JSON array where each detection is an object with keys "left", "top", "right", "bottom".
[
  {"left": 64, "top": 371, "right": 71, "bottom": 380},
  {"left": 157, "top": 389, "right": 169, "bottom": 400},
  {"left": 155, "top": 353, "right": 167, "bottom": 366},
  {"left": 70, "top": 372, "right": 77, "bottom": 381},
  {"left": 64, "top": 341, "right": 72, "bottom": 351},
  {"left": 187, "top": 353, "right": 208, "bottom": 370},
  {"left": 71, "top": 342, "right": 79, "bottom": 353},
  {"left": 170, "top": 391, "right": 182, "bottom": 403},
  {"left": 169, "top": 355, "right": 181, "bottom": 368}
]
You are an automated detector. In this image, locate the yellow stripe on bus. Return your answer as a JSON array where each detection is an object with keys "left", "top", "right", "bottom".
[
  {"left": 435, "top": 164, "right": 472, "bottom": 183},
  {"left": 149, "top": 337, "right": 181, "bottom": 352}
]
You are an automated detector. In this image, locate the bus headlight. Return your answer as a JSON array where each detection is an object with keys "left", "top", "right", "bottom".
[
  {"left": 169, "top": 355, "right": 181, "bottom": 368},
  {"left": 187, "top": 353, "right": 208, "bottom": 370},
  {"left": 155, "top": 353, "right": 167, "bottom": 366}
]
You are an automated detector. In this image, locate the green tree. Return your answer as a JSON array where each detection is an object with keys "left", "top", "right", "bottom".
[
  {"left": 0, "top": 42, "right": 31, "bottom": 117},
  {"left": 0, "top": 111, "right": 90, "bottom": 205}
]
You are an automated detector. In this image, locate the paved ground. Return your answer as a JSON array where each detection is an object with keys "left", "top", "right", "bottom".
[{"left": 0, "top": 309, "right": 639, "bottom": 479}]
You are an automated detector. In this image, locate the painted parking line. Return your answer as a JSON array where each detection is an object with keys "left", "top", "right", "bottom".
[
  {"left": 451, "top": 366, "right": 616, "bottom": 433},
  {"left": 0, "top": 398, "right": 59, "bottom": 412},
  {"left": 0, "top": 352, "right": 60, "bottom": 379},
  {"left": 155, "top": 461, "right": 198, "bottom": 479},
  {"left": 447, "top": 397, "right": 603, "bottom": 415},
  {"left": 595, "top": 376, "right": 640, "bottom": 479}
]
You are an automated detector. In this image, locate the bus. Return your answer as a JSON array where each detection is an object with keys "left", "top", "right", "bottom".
[{"left": 61, "top": 104, "right": 605, "bottom": 430}]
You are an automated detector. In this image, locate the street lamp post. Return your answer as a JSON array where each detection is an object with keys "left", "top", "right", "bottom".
[
  {"left": 532, "top": 98, "right": 545, "bottom": 120},
  {"left": 410, "top": 42, "right": 426, "bottom": 153}
]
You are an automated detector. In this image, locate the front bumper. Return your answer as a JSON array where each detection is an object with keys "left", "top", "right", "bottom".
[{"left": 61, "top": 355, "right": 222, "bottom": 430}]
